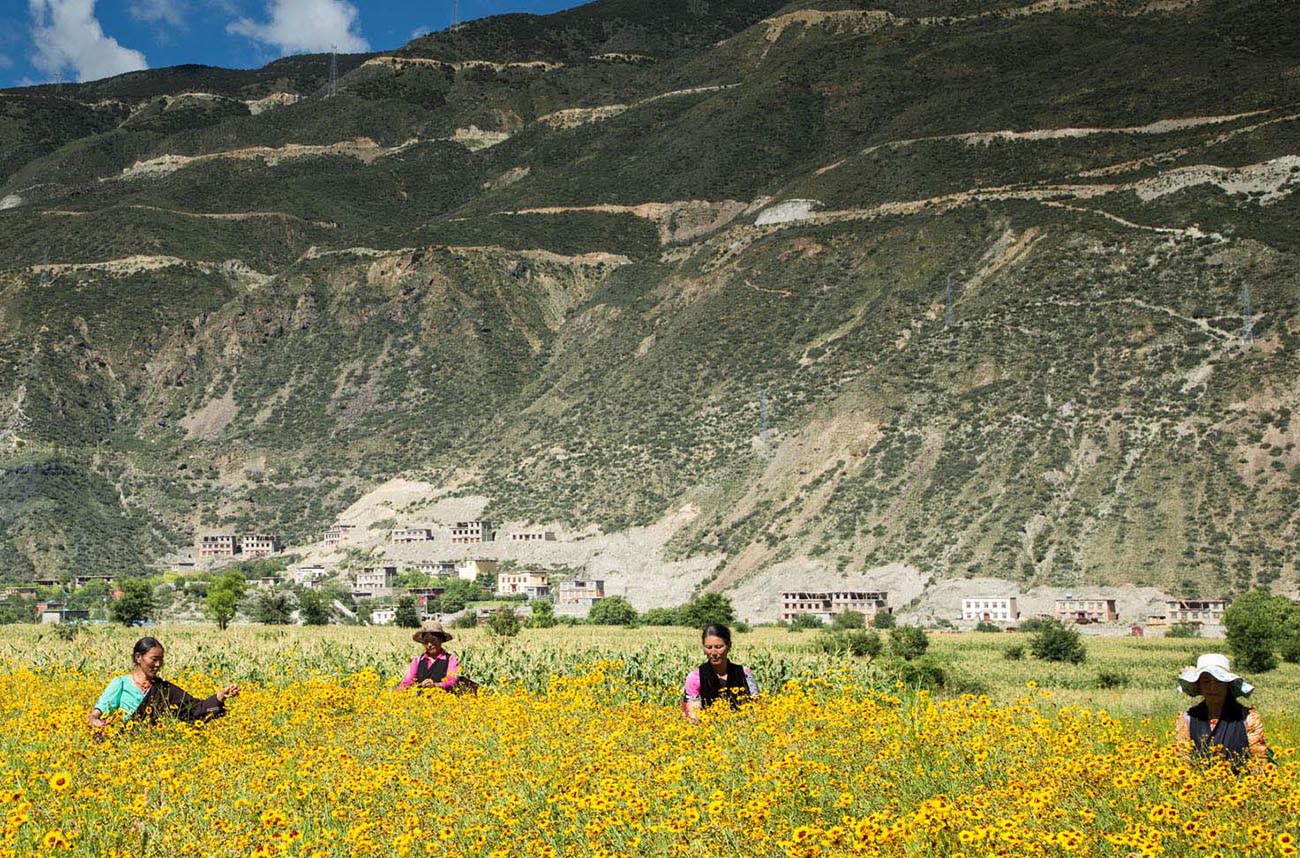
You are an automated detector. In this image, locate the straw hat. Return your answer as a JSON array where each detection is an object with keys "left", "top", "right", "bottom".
[
  {"left": 413, "top": 619, "right": 453, "bottom": 643},
  {"left": 1177, "top": 653, "right": 1253, "bottom": 698}
]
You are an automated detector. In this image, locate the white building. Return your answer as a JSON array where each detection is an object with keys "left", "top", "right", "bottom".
[
  {"left": 780, "top": 591, "right": 889, "bottom": 624},
  {"left": 290, "top": 564, "right": 329, "bottom": 587},
  {"left": 451, "top": 521, "right": 494, "bottom": 544},
  {"left": 456, "top": 559, "right": 499, "bottom": 582},
  {"left": 370, "top": 607, "right": 396, "bottom": 625},
  {"left": 497, "top": 571, "right": 550, "bottom": 599},
  {"left": 392, "top": 527, "right": 433, "bottom": 544},
  {"left": 961, "top": 597, "right": 1019, "bottom": 623},
  {"left": 323, "top": 523, "right": 356, "bottom": 549}
]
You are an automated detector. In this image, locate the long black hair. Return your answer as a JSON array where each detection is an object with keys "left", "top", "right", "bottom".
[
  {"left": 132, "top": 636, "right": 163, "bottom": 664},
  {"left": 701, "top": 623, "right": 732, "bottom": 647}
]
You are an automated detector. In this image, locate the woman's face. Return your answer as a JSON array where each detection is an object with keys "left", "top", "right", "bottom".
[
  {"left": 423, "top": 637, "right": 444, "bottom": 656},
  {"left": 1197, "top": 674, "right": 1227, "bottom": 703},
  {"left": 135, "top": 646, "right": 164, "bottom": 680},
  {"left": 702, "top": 635, "right": 730, "bottom": 668}
]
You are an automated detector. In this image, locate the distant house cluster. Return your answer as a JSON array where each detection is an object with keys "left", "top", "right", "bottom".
[
  {"left": 780, "top": 591, "right": 889, "bottom": 624},
  {"left": 197, "top": 533, "right": 283, "bottom": 558}
]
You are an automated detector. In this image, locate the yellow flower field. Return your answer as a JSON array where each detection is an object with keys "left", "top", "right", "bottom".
[{"left": 1, "top": 626, "right": 1297, "bottom": 856}]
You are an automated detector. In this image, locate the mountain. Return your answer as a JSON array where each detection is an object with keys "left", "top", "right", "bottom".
[{"left": 1, "top": 0, "right": 1298, "bottom": 617}]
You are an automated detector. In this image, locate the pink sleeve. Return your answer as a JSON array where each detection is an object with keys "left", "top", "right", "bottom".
[
  {"left": 682, "top": 668, "right": 702, "bottom": 700},
  {"left": 399, "top": 655, "right": 421, "bottom": 689},
  {"left": 439, "top": 653, "right": 460, "bottom": 690}
]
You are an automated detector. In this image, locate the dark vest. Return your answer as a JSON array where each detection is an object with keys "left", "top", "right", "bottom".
[
  {"left": 415, "top": 653, "right": 450, "bottom": 684},
  {"left": 1187, "top": 698, "right": 1250, "bottom": 765},
  {"left": 697, "top": 661, "right": 750, "bottom": 709},
  {"left": 132, "top": 679, "right": 225, "bottom": 724}
]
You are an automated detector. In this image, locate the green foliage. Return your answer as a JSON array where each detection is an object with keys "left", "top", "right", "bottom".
[
  {"left": 587, "top": 596, "right": 638, "bottom": 627},
  {"left": 815, "top": 629, "right": 882, "bottom": 658},
  {"left": 1224, "top": 590, "right": 1295, "bottom": 673},
  {"left": 437, "top": 579, "right": 482, "bottom": 614},
  {"left": 298, "top": 589, "right": 331, "bottom": 626},
  {"left": 1095, "top": 669, "right": 1130, "bottom": 689},
  {"left": 676, "top": 593, "right": 735, "bottom": 630},
  {"left": 1028, "top": 620, "right": 1086, "bottom": 665},
  {"left": 110, "top": 579, "right": 155, "bottom": 626},
  {"left": 888, "top": 626, "right": 930, "bottom": 661},
  {"left": 871, "top": 613, "right": 897, "bottom": 630},
  {"left": 525, "top": 600, "right": 557, "bottom": 629},
  {"left": 1017, "top": 618, "right": 1051, "bottom": 634},
  {"left": 974, "top": 621, "right": 1001, "bottom": 633},
  {"left": 832, "top": 611, "right": 866, "bottom": 630},
  {"left": 486, "top": 607, "right": 522, "bottom": 638},
  {"left": 206, "top": 570, "right": 247, "bottom": 630},
  {"left": 640, "top": 607, "right": 678, "bottom": 627},
  {"left": 1164, "top": 622, "right": 1202, "bottom": 639},
  {"left": 1003, "top": 643, "right": 1026, "bottom": 661},
  {"left": 252, "top": 590, "right": 293, "bottom": 625},
  {"left": 789, "top": 614, "right": 824, "bottom": 631},
  {"left": 394, "top": 596, "right": 421, "bottom": 629}
]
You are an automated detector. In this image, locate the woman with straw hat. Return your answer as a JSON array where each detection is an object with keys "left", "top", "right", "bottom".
[
  {"left": 1174, "top": 653, "right": 1271, "bottom": 772},
  {"left": 399, "top": 620, "right": 461, "bottom": 692}
]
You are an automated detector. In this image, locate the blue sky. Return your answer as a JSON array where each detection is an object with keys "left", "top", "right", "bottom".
[{"left": 0, "top": 0, "right": 586, "bottom": 88}]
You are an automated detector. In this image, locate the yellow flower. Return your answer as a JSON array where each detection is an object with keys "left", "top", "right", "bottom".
[
  {"left": 42, "top": 829, "right": 72, "bottom": 850},
  {"left": 48, "top": 772, "right": 71, "bottom": 792}
]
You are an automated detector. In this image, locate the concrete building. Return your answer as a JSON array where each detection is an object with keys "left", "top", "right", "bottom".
[
  {"left": 370, "top": 607, "right": 396, "bottom": 626},
  {"left": 781, "top": 591, "right": 889, "bottom": 624},
  {"left": 409, "top": 561, "right": 458, "bottom": 578},
  {"left": 1054, "top": 596, "right": 1119, "bottom": 624},
  {"left": 40, "top": 607, "right": 89, "bottom": 624},
  {"left": 497, "top": 572, "right": 550, "bottom": 599},
  {"left": 240, "top": 534, "right": 282, "bottom": 557},
  {"left": 198, "top": 534, "right": 239, "bottom": 557},
  {"left": 392, "top": 527, "right": 433, "bottom": 544},
  {"left": 451, "top": 521, "right": 494, "bottom": 544},
  {"left": 961, "top": 597, "right": 1019, "bottom": 624},
  {"left": 323, "top": 523, "right": 356, "bottom": 549},
  {"left": 1164, "top": 599, "right": 1229, "bottom": 626},
  {"left": 356, "top": 566, "right": 398, "bottom": 595},
  {"left": 557, "top": 579, "right": 605, "bottom": 606},
  {"left": 289, "top": 564, "right": 329, "bottom": 587},
  {"left": 510, "top": 531, "right": 556, "bottom": 542},
  {"left": 456, "top": 559, "right": 499, "bottom": 582}
]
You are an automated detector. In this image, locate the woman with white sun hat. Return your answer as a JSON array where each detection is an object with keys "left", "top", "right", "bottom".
[{"left": 1174, "top": 653, "right": 1271, "bottom": 772}]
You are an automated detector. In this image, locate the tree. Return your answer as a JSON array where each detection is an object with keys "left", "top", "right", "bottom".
[
  {"left": 975, "top": 621, "right": 1001, "bottom": 633},
  {"left": 888, "top": 625, "right": 930, "bottom": 661},
  {"left": 1028, "top": 619, "right": 1086, "bottom": 664},
  {"left": 588, "top": 596, "right": 638, "bottom": 626},
  {"left": 1223, "top": 590, "right": 1294, "bottom": 672},
  {"left": 438, "top": 579, "right": 481, "bottom": 614},
  {"left": 832, "top": 611, "right": 866, "bottom": 630},
  {"left": 487, "top": 607, "right": 521, "bottom": 638},
  {"left": 871, "top": 611, "right": 897, "bottom": 629},
  {"left": 641, "top": 607, "right": 678, "bottom": 626},
  {"left": 526, "top": 600, "right": 557, "bottom": 628},
  {"left": 110, "top": 579, "right": 155, "bottom": 626},
  {"left": 206, "top": 571, "right": 246, "bottom": 631},
  {"left": 299, "top": 589, "right": 331, "bottom": 626},
  {"left": 253, "top": 590, "right": 293, "bottom": 625},
  {"left": 677, "top": 592, "right": 735, "bottom": 629},
  {"left": 394, "top": 595, "right": 421, "bottom": 629},
  {"left": 790, "top": 613, "right": 824, "bottom": 631}
]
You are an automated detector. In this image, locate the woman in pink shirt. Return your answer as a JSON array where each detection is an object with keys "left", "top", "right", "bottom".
[
  {"left": 682, "top": 623, "right": 758, "bottom": 721},
  {"left": 399, "top": 620, "right": 460, "bottom": 691}
]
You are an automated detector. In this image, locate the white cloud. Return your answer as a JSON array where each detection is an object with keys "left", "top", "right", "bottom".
[
  {"left": 28, "top": 0, "right": 149, "bottom": 82},
  {"left": 410, "top": 25, "right": 430, "bottom": 40},
  {"left": 129, "top": 0, "right": 188, "bottom": 29},
  {"left": 227, "top": 0, "right": 368, "bottom": 54},
  {"left": 0, "top": 54, "right": 12, "bottom": 70}
]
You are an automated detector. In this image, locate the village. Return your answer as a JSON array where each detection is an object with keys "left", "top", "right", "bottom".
[{"left": 3, "top": 511, "right": 1234, "bottom": 636}]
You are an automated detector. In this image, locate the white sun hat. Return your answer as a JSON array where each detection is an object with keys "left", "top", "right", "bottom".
[{"left": 1177, "top": 653, "right": 1254, "bottom": 698}]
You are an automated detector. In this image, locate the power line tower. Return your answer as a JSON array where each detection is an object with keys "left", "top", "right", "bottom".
[
  {"left": 451, "top": 0, "right": 460, "bottom": 26},
  {"left": 328, "top": 46, "right": 338, "bottom": 97},
  {"left": 944, "top": 272, "right": 955, "bottom": 329},
  {"left": 759, "top": 388, "right": 769, "bottom": 443},
  {"left": 1241, "top": 283, "right": 1255, "bottom": 345}
]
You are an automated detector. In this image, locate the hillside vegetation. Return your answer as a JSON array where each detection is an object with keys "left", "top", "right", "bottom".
[{"left": 1, "top": 0, "right": 1298, "bottom": 605}]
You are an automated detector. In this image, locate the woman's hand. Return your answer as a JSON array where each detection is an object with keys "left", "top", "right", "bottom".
[
  {"left": 418, "top": 678, "right": 437, "bottom": 688},
  {"left": 216, "top": 684, "right": 240, "bottom": 703},
  {"left": 88, "top": 714, "right": 108, "bottom": 730}
]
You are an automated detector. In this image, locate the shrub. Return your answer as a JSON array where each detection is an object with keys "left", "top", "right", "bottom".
[
  {"left": 1095, "top": 669, "right": 1130, "bottom": 689},
  {"left": 888, "top": 626, "right": 929, "bottom": 661},
  {"left": 1004, "top": 643, "right": 1025, "bottom": 661},
  {"left": 486, "top": 608, "right": 521, "bottom": 638},
  {"left": 893, "top": 655, "right": 948, "bottom": 690},
  {"left": 832, "top": 611, "right": 866, "bottom": 630},
  {"left": 1029, "top": 620, "right": 1086, "bottom": 664},
  {"left": 790, "top": 613, "right": 824, "bottom": 631},
  {"left": 872, "top": 612, "right": 897, "bottom": 629},
  {"left": 1165, "top": 622, "right": 1201, "bottom": 639},
  {"left": 587, "top": 596, "right": 638, "bottom": 627},
  {"left": 974, "top": 621, "right": 1001, "bottom": 633},
  {"left": 1223, "top": 590, "right": 1295, "bottom": 673},
  {"left": 1017, "top": 617, "right": 1051, "bottom": 633},
  {"left": 640, "top": 607, "right": 678, "bottom": 626}
]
